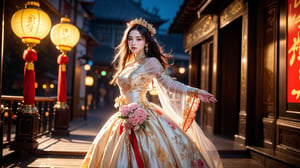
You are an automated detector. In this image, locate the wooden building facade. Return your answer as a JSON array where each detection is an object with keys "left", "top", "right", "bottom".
[{"left": 169, "top": 0, "right": 300, "bottom": 167}]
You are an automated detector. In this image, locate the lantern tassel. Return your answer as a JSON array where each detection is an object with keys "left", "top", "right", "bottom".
[
  {"left": 23, "top": 48, "right": 38, "bottom": 105},
  {"left": 57, "top": 53, "right": 69, "bottom": 102}
]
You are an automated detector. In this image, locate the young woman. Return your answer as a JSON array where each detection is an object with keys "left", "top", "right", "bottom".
[{"left": 82, "top": 18, "right": 223, "bottom": 168}]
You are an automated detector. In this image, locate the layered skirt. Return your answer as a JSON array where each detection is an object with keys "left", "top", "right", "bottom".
[{"left": 81, "top": 102, "right": 209, "bottom": 168}]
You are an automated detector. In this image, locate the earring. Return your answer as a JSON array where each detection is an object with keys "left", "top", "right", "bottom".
[{"left": 145, "top": 45, "right": 149, "bottom": 53}]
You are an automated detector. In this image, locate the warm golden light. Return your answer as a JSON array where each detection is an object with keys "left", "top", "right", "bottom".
[
  {"left": 85, "top": 76, "right": 94, "bottom": 86},
  {"left": 84, "top": 64, "right": 91, "bottom": 71},
  {"left": 178, "top": 67, "right": 186, "bottom": 74},
  {"left": 11, "top": 1, "right": 51, "bottom": 45},
  {"left": 35, "top": 82, "right": 38, "bottom": 88},
  {"left": 49, "top": 83, "right": 55, "bottom": 89},
  {"left": 45, "top": 111, "right": 49, "bottom": 117},
  {"left": 81, "top": 105, "right": 85, "bottom": 111},
  {"left": 50, "top": 17, "right": 80, "bottom": 52},
  {"left": 42, "top": 84, "right": 47, "bottom": 89}
]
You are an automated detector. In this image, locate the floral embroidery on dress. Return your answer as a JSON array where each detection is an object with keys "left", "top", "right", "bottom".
[
  {"left": 191, "top": 158, "right": 205, "bottom": 168},
  {"left": 171, "top": 135, "right": 188, "bottom": 160},
  {"left": 172, "top": 133, "right": 203, "bottom": 163},
  {"left": 172, "top": 135, "right": 184, "bottom": 145},
  {"left": 168, "top": 121, "right": 176, "bottom": 130},
  {"left": 153, "top": 139, "right": 173, "bottom": 167},
  {"left": 114, "top": 95, "right": 128, "bottom": 108},
  {"left": 118, "top": 80, "right": 132, "bottom": 93},
  {"left": 146, "top": 129, "right": 155, "bottom": 137},
  {"left": 182, "top": 88, "right": 200, "bottom": 132},
  {"left": 156, "top": 147, "right": 168, "bottom": 161}
]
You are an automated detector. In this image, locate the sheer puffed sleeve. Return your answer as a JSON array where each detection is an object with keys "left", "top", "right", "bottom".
[
  {"left": 144, "top": 57, "right": 223, "bottom": 168},
  {"left": 144, "top": 57, "right": 200, "bottom": 132}
]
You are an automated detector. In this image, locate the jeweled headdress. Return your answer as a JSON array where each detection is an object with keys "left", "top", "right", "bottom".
[{"left": 127, "top": 18, "right": 156, "bottom": 36}]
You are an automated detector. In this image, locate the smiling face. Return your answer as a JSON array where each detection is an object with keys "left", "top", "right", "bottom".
[{"left": 128, "top": 29, "right": 147, "bottom": 56}]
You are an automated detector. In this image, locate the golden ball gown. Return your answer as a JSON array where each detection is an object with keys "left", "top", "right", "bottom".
[{"left": 81, "top": 56, "right": 223, "bottom": 168}]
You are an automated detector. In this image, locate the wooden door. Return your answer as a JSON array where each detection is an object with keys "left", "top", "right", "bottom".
[
  {"left": 218, "top": 17, "right": 242, "bottom": 139},
  {"left": 200, "top": 40, "right": 214, "bottom": 133}
]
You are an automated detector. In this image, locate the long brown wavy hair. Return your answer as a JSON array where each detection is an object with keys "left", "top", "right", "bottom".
[{"left": 110, "top": 22, "right": 172, "bottom": 85}]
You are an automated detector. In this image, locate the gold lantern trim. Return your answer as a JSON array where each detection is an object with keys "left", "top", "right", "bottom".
[
  {"left": 11, "top": 1, "right": 52, "bottom": 46},
  {"left": 50, "top": 17, "right": 80, "bottom": 52}
]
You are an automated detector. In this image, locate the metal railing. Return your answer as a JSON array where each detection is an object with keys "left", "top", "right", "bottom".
[{"left": 0, "top": 95, "right": 57, "bottom": 164}]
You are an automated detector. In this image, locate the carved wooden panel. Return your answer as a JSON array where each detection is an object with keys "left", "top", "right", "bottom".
[
  {"left": 220, "top": 0, "right": 243, "bottom": 28},
  {"left": 238, "top": 111, "right": 246, "bottom": 137},
  {"left": 263, "top": 117, "right": 275, "bottom": 148},
  {"left": 263, "top": 6, "right": 277, "bottom": 116},
  {"left": 185, "top": 15, "right": 217, "bottom": 48},
  {"left": 235, "top": 111, "right": 246, "bottom": 143},
  {"left": 261, "top": 3, "right": 277, "bottom": 149},
  {"left": 276, "top": 119, "right": 300, "bottom": 157}
]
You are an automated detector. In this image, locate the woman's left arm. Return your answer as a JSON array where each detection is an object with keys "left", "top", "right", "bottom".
[{"left": 144, "top": 57, "right": 217, "bottom": 103}]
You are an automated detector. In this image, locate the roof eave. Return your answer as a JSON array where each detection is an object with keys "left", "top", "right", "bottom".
[
  {"left": 168, "top": 0, "right": 201, "bottom": 34},
  {"left": 168, "top": 0, "right": 234, "bottom": 34}
]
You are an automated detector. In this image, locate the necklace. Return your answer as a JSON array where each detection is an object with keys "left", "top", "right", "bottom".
[{"left": 134, "top": 53, "right": 146, "bottom": 62}]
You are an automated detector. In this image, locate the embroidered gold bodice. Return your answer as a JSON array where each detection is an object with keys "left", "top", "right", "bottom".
[
  {"left": 117, "top": 57, "right": 196, "bottom": 105},
  {"left": 117, "top": 59, "right": 153, "bottom": 103}
]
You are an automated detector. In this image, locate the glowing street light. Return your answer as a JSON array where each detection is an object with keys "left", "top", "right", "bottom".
[
  {"left": 11, "top": 1, "right": 51, "bottom": 46},
  {"left": 50, "top": 17, "right": 80, "bottom": 135},
  {"left": 84, "top": 75, "right": 94, "bottom": 120},
  {"left": 10, "top": 0, "right": 51, "bottom": 150},
  {"left": 178, "top": 66, "right": 186, "bottom": 74},
  {"left": 11, "top": 1, "right": 51, "bottom": 105},
  {"left": 50, "top": 17, "right": 80, "bottom": 52},
  {"left": 84, "top": 64, "right": 91, "bottom": 71},
  {"left": 85, "top": 76, "right": 94, "bottom": 86}
]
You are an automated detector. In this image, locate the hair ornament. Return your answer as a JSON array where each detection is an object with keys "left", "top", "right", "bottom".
[{"left": 127, "top": 18, "right": 156, "bottom": 36}]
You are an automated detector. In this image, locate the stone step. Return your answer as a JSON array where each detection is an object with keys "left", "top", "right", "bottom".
[
  {"left": 248, "top": 146, "right": 300, "bottom": 168},
  {"left": 219, "top": 149, "right": 249, "bottom": 158}
]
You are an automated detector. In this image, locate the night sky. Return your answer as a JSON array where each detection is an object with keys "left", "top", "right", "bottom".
[{"left": 141, "top": 0, "right": 184, "bottom": 32}]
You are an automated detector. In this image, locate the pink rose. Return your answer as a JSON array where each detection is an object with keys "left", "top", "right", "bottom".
[
  {"left": 120, "top": 106, "right": 130, "bottom": 116},
  {"left": 129, "top": 117, "right": 139, "bottom": 125},
  {"left": 118, "top": 103, "right": 148, "bottom": 130}
]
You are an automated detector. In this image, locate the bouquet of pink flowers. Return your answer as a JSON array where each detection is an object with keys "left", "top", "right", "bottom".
[{"left": 119, "top": 103, "right": 147, "bottom": 130}]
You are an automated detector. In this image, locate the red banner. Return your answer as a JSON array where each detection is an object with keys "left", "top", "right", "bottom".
[{"left": 287, "top": 0, "right": 300, "bottom": 103}]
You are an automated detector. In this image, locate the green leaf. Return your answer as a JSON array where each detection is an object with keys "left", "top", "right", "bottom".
[
  {"left": 141, "top": 122, "right": 146, "bottom": 129},
  {"left": 118, "top": 116, "right": 129, "bottom": 119}
]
